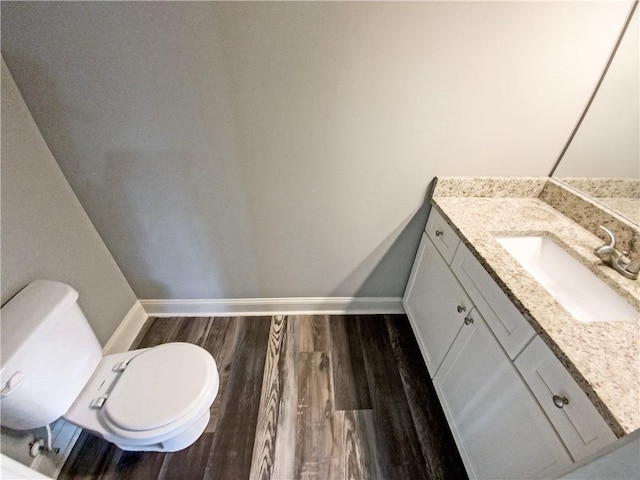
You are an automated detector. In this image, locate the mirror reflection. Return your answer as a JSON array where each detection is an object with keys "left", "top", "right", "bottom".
[{"left": 552, "top": 3, "right": 639, "bottom": 225}]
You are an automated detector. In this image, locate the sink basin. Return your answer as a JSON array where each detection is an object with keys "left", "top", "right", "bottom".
[{"left": 496, "top": 236, "right": 639, "bottom": 323}]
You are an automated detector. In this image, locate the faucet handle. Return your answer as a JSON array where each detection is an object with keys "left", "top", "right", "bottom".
[
  {"left": 626, "top": 260, "right": 640, "bottom": 276},
  {"left": 597, "top": 226, "right": 616, "bottom": 249}
]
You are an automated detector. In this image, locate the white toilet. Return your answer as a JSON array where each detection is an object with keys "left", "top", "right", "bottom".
[{"left": 0, "top": 280, "right": 219, "bottom": 452}]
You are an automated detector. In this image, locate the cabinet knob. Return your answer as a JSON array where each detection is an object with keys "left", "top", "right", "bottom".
[
  {"left": 464, "top": 316, "right": 474, "bottom": 325},
  {"left": 457, "top": 305, "right": 466, "bottom": 313},
  {"left": 552, "top": 395, "right": 569, "bottom": 409},
  {"left": 435, "top": 230, "right": 444, "bottom": 237}
]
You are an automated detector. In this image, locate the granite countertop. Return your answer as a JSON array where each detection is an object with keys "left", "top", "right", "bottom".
[{"left": 431, "top": 177, "right": 640, "bottom": 437}]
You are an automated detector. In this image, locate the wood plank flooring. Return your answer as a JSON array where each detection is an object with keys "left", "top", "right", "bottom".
[{"left": 59, "top": 315, "right": 467, "bottom": 480}]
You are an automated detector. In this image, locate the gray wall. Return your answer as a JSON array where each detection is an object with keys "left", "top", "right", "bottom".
[
  {"left": 1, "top": 2, "right": 633, "bottom": 299},
  {"left": 1, "top": 59, "right": 137, "bottom": 345}
]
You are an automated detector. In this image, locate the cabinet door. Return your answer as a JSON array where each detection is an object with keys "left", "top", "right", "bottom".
[
  {"left": 434, "top": 310, "right": 573, "bottom": 480},
  {"left": 403, "top": 233, "right": 472, "bottom": 377}
]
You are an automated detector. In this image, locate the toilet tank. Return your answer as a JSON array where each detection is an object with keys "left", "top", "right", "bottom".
[{"left": 1, "top": 280, "right": 102, "bottom": 430}]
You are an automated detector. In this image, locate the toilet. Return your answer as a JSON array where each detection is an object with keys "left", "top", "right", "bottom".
[{"left": 0, "top": 280, "right": 219, "bottom": 452}]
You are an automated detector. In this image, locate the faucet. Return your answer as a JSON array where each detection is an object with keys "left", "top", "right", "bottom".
[{"left": 593, "top": 226, "right": 639, "bottom": 280}]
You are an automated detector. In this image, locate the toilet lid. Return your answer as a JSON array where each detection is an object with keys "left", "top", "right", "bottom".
[{"left": 103, "top": 343, "right": 216, "bottom": 431}]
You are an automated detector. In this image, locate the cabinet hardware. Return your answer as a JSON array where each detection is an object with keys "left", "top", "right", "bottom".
[
  {"left": 457, "top": 305, "right": 466, "bottom": 313},
  {"left": 552, "top": 395, "right": 569, "bottom": 409},
  {"left": 464, "top": 316, "right": 474, "bottom": 325},
  {"left": 435, "top": 230, "right": 444, "bottom": 237}
]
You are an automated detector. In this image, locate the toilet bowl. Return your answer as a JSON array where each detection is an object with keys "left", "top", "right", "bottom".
[
  {"left": 65, "top": 343, "right": 219, "bottom": 451},
  {"left": 0, "top": 280, "right": 219, "bottom": 452}
]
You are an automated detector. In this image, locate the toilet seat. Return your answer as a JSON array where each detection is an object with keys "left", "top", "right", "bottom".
[
  {"left": 64, "top": 342, "right": 219, "bottom": 449},
  {"left": 98, "top": 343, "right": 219, "bottom": 445},
  {"left": 104, "top": 343, "right": 215, "bottom": 429}
]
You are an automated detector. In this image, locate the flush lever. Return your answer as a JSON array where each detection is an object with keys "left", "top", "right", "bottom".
[{"left": 1, "top": 371, "right": 25, "bottom": 398}]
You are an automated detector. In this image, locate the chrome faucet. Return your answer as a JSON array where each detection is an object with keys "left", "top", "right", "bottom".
[{"left": 593, "top": 226, "right": 639, "bottom": 280}]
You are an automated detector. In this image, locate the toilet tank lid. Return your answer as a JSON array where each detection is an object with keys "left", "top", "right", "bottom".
[{"left": 1, "top": 280, "right": 79, "bottom": 366}]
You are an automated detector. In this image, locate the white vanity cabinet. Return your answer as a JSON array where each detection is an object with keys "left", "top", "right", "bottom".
[
  {"left": 403, "top": 232, "right": 473, "bottom": 376},
  {"left": 403, "top": 206, "right": 617, "bottom": 479},
  {"left": 434, "top": 307, "right": 572, "bottom": 479}
]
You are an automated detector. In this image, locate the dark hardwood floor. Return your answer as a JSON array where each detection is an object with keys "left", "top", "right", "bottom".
[{"left": 59, "top": 315, "right": 467, "bottom": 480}]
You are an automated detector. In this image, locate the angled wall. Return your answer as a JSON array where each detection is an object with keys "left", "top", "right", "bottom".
[{"left": 1, "top": 59, "right": 137, "bottom": 345}]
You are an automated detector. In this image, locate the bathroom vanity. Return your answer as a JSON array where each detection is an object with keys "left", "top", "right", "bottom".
[{"left": 403, "top": 177, "right": 640, "bottom": 479}]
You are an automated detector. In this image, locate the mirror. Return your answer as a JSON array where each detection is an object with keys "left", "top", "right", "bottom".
[{"left": 551, "top": 2, "right": 639, "bottom": 225}]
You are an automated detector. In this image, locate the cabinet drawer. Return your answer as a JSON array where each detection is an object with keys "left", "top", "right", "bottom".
[
  {"left": 425, "top": 207, "right": 460, "bottom": 264},
  {"left": 451, "top": 241, "right": 535, "bottom": 359},
  {"left": 515, "top": 337, "right": 616, "bottom": 461}
]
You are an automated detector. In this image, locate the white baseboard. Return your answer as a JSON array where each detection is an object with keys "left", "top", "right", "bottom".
[
  {"left": 103, "top": 297, "right": 404, "bottom": 350},
  {"left": 20, "top": 297, "right": 400, "bottom": 477},
  {"left": 102, "top": 301, "right": 148, "bottom": 355},
  {"left": 140, "top": 297, "right": 405, "bottom": 317}
]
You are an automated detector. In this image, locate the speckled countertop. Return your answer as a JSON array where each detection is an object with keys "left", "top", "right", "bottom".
[{"left": 431, "top": 177, "right": 640, "bottom": 437}]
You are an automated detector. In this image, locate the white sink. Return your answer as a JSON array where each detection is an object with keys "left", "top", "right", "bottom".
[{"left": 496, "top": 236, "right": 639, "bottom": 323}]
